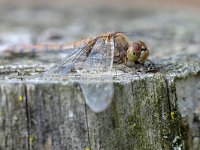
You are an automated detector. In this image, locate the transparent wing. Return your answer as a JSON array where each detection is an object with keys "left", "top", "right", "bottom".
[
  {"left": 43, "top": 39, "right": 96, "bottom": 77},
  {"left": 42, "top": 35, "right": 114, "bottom": 112},
  {"left": 80, "top": 37, "right": 114, "bottom": 112}
]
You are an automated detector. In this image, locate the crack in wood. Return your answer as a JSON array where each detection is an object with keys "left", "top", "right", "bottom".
[{"left": 24, "top": 84, "right": 30, "bottom": 150}]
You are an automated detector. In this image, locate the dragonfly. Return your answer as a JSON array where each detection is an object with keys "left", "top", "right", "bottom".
[{"left": 1, "top": 32, "right": 156, "bottom": 112}]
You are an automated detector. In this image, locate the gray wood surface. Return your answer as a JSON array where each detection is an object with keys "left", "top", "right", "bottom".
[{"left": 0, "top": 53, "right": 199, "bottom": 150}]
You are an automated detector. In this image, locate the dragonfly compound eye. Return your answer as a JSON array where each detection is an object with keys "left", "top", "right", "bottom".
[
  {"left": 138, "top": 41, "right": 147, "bottom": 51},
  {"left": 138, "top": 47, "right": 149, "bottom": 65},
  {"left": 131, "top": 42, "right": 141, "bottom": 53}
]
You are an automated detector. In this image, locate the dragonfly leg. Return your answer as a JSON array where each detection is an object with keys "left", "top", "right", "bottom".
[
  {"left": 117, "top": 64, "right": 141, "bottom": 77},
  {"left": 143, "top": 59, "right": 159, "bottom": 73},
  {"left": 133, "top": 60, "right": 159, "bottom": 73},
  {"left": 124, "top": 61, "right": 150, "bottom": 73},
  {"left": 117, "top": 64, "right": 132, "bottom": 73},
  {"left": 122, "top": 52, "right": 127, "bottom": 64}
]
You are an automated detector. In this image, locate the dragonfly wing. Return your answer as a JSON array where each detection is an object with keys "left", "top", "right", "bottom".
[
  {"left": 43, "top": 44, "right": 88, "bottom": 77},
  {"left": 42, "top": 35, "right": 114, "bottom": 112},
  {"left": 80, "top": 37, "right": 115, "bottom": 112}
]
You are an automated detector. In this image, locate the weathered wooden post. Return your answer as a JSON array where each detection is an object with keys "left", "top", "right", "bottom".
[{"left": 0, "top": 53, "right": 200, "bottom": 150}]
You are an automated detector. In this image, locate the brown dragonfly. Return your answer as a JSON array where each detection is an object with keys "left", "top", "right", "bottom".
[{"left": 1, "top": 32, "right": 156, "bottom": 112}]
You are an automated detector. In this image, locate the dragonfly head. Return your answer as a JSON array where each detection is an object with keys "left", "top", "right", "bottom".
[
  {"left": 127, "top": 42, "right": 141, "bottom": 63},
  {"left": 137, "top": 41, "right": 149, "bottom": 64}
]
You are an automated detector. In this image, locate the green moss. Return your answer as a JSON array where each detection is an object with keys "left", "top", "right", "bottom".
[
  {"left": 105, "top": 75, "right": 190, "bottom": 149},
  {"left": 125, "top": 79, "right": 155, "bottom": 149}
]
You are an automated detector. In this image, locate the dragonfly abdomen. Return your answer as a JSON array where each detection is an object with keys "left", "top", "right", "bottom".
[{"left": 1, "top": 37, "right": 94, "bottom": 56}]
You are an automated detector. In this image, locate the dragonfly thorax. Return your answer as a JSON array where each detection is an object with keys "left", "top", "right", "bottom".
[{"left": 113, "top": 33, "right": 129, "bottom": 64}]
